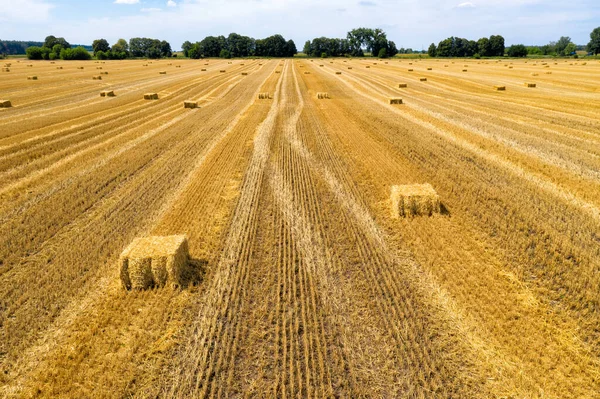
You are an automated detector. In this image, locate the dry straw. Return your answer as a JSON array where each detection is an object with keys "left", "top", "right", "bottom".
[
  {"left": 389, "top": 98, "right": 403, "bottom": 104},
  {"left": 144, "top": 93, "right": 159, "bottom": 100},
  {"left": 316, "top": 92, "right": 330, "bottom": 99},
  {"left": 120, "top": 235, "right": 190, "bottom": 290},
  {"left": 0, "top": 100, "right": 12, "bottom": 108},
  {"left": 184, "top": 100, "right": 199, "bottom": 109},
  {"left": 390, "top": 184, "right": 441, "bottom": 218}
]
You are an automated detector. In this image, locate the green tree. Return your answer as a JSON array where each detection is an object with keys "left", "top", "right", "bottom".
[
  {"left": 44, "top": 35, "right": 70, "bottom": 50},
  {"left": 563, "top": 42, "right": 577, "bottom": 56},
  {"left": 427, "top": 43, "right": 437, "bottom": 57},
  {"left": 489, "top": 35, "right": 505, "bottom": 56},
  {"left": 555, "top": 36, "right": 571, "bottom": 55},
  {"left": 92, "top": 39, "right": 110, "bottom": 56},
  {"left": 60, "top": 46, "right": 92, "bottom": 60},
  {"left": 303, "top": 40, "right": 311, "bottom": 56},
  {"left": 181, "top": 40, "right": 193, "bottom": 57},
  {"left": 219, "top": 49, "right": 231, "bottom": 58},
  {"left": 588, "top": 27, "right": 600, "bottom": 55},
  {"left": 507, "top": 44, "right": 528, "bottom": 57},
  {"left": 112, "top": 39, "right": 129, "bottom": 55},
  {"left": 477, "top": 37, "right": 491, "bottom": 56},
  {"left": 26, "top": 46, "right": 43, "bottom": 60}
]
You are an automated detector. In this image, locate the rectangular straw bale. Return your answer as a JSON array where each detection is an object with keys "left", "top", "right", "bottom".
[
  {"left": 159, "top": 71, "right": 167, "bottom": 74},
  {"left": 241, "top": 72, "right": 248, "bottom": 75},
  {"left": 144, "top": 93, "right": 159, "bottom": 100},
  {"left": 390, "top": 184, "right": 440, "bottom": 218},
  {"left": 304, "top": 71, "right": 310, "bottom": 74},
  {"left": 27, "top": 76, "right": 38, "bottom": 80},
  {"left": 419, "top": 77, "right": 427, "bottom": 81},
  {"left": 462, "top": 69, "right": 468, "bottom": 72},
  {"left": 220, "top": 70, "right": 226, "bottom": 73},
  {"left": 92, "top": 76, "right": 102, "bottom": 80},
  {"left": 427, "top": 67, "right": 432, "bottom": 70},
  {"left": 408, "top": 69, "right": 413, "bottom": 71},
  {"left": 494, "top": 85, "right": 505, "bottom": 91},
  {"left": 120, "top": 235, "right": 190, "bottom": 290},
  {"left": 398, "top": 83, "right": 408, "bottom": 88},
  {"left": 258, "top": 93, "right": 271, "bottom": 99},
  {"left": 335, "top": 71, "right": 342, "bottom": 75},
  {"left": 96, "top": 67, "right": 102, "bottom": 69},
  {"left": 348, "top": 67, "right": 353, "bottom": 69},
  {"left": 184, "top": 101, "right": 198, "bottom": 108},
  {"left": 100, "top": 90, "right": 115, "bottom": 97},
  {"left": 77, "top": 67, "right": 84, "bottom": 69},
  {"left": 201, "top": 68, "right": 206, "bottom": 71},
  {"left": 56, "top": 66, "right": 63, "bottom": 69},
  {"left": 366, "top": 66, "right": 371, "bottom": 68},
  {"left": 0, "top": 100, "right": 12, "bottom": 108},
  {"left": 317, "top": 92, "right": 330, "bottom": 99},
  {"left": 100, "top": 71, "right": 108, "bottom": 75},
  {"left": 389, "top": 98, "right": 403, "bottom": 104},
  {"left": 2, "top": 68, "right": 9, "bottom": 72},
  {"left": 524, "top": 82, "right": 536, "bottom": 88}
]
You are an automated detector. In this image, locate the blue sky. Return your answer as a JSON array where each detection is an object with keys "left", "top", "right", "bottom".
[{"left": 1, "top": 0, "right": 599, "bottom": 50}]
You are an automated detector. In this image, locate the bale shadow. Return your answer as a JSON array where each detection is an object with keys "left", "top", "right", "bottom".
[
  {"left": 181, "top": 258, "right": 208, "bottom": 289},
  {"left": 440, "top": 203, "right": 451, "bottom": 216}
]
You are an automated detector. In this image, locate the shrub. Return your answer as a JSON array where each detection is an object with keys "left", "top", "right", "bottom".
[
  {"left": 378, "top": 48, "right": 388, "bottom": 58},
  {"left": 321, "top": 52, "right": 328, "bottom": 58},
  {"left": 60, "top": 46, "right": 92, "bottom": 60},
  {"left": 219, "top": 49, "right": 231, "bottom": 59},
  {"left": 507, "top": 44, "right": 528, "bottom": 57},
  {"left": 26, "top": 46, "right": 44, "bottom": 60}
]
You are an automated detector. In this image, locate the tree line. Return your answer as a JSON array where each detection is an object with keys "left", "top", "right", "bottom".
[
  {"left": 92, "top": 37, "right": 172, "bottom": 59},
  {"left": 25, "top": 36, "right": 91, "bottom": 60},
  {"left": 181, "top": 33, "right": 297, "bottom": 58},
  {"left": 303, "top": 28, "right": 398, "bottom": 58},
  {"left": 428, "top": 35, "right": 505, "bottom": 58}
]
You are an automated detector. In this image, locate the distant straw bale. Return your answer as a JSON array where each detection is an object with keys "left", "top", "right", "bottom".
[
  {"left": 398, "top": 83, "right": 408, "bottom": 88},
  {"left": 336, "top": 71, "right": 342, "bottom": 75},
  {"left": 92, "top": 76, "right": 102, "bottom": 80},
  {"left": 100, "top": 91, "right": 115, "bottom": 97},
  {"left": 494, "top": 85, "right": 505, "bottom": 91},
  {"left": 408, "top": 69, "right": 413, "bottom": 71},
  {"left": 258, "top": 93, "right": 271, "bottom": 99},
  {"left": 159, "top": 71, "right": 167, "bottom": 74},
  {"left": 27, "top": 76, "right": 38, "bottom": 80},
  {"left": 184, "top": 100, "right": 199, "bottom": 108},
  {"left": 0, "top": 100, "right": 12, "bottom": 108},
  {"left": 419, "top": 77, "right": 427, "bottom": 81},
  {"left": 144, "top": 93, "right": 159, "bottom": 100},
  {"left": 391, "top": 184, "right": 441, "bottom": 218},
  {"left": 317, "top": 92, "right": 330, "bottom": 99},
  {"left": 524, "top": 82, "right": 536, "bottom": 88},
  {"left": 120, "top": 235, "right": 190, "bottom": 290},
  {"left": 389, "top": 98, "right": 403, "bottom": 105}
]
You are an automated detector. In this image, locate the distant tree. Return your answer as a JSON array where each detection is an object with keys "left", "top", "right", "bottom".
[
  {"left": 489, "top": 35, "right": 505, "bottom": 56},
  {"left": 181, "top": 40, "right": 193, "bottom": 57},
  {"left": 44, "top": 35, "right": 70, "bottom": 50},
  {"left": 286, "top": 40, "right": 297, "bottom": 57},
  {"left": 219, "top": 49, "right": 231, "bottom": 58},
  {"left": 427, "top": 43, "right": 437, "bottom": 57},
  {"left": 26, "top": 46, "right": 44, "bottom": 60},
  {"left": 303, "top": 40, "right": 311, "bottom": 55},
  {"left": 563, "top": 42, "right": 577, "bottom": 56},
  {"left": 388, "top": 41, "right": 398, "bottom": 57},
  {"left": 477, "top": 37, "right": 490, "bottom": 56},
  {"left": 111, "top": 39, "right": 129, "bottom": 56},
  {"left": 588, "top": 27, "right": 600, "bottom": 55},
  {"left": 507, "top": 44, "right": 528, "bottom": 57},
  {"left": 60, "top": 46, "right": 92, "bottom": 60},
  {"left": 92, "top": 39, "right": 110, "bottom": 56},
  {"left": 555, "top": 36, "right": 571, "bottom": 55},
  {"left": 160, "top": 40, "right": 172, "bottom": 57},
  {"left": 527, "top": 46, "right": 543, "bottom": 56}
]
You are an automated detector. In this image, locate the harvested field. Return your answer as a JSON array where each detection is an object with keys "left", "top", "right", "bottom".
[{"left": 1, "top": 57, "right": 600, "bottom": 398}]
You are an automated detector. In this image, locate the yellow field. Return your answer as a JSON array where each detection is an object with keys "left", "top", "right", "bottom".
[{"left": 1, "top": 57, "right": 600, "bottom": 398}]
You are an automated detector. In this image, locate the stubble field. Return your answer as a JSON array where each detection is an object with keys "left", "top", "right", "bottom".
[{"left": 1, "top": 56, "right": 600, "bottom": 398}]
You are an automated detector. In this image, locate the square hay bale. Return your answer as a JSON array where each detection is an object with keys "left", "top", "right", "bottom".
[
  {"left": 56, "top": 66, "right": 63, "bottom": 69},
  {"left": 336, "top": 71, "right": 342, "bottom": 75},
  {"left": 258, "top": 93, "right": 271, "bottom": 99},
  {"left": 408, "top": 69, "right": 413, "bottom": 72},
  {"left": 391, "top": 184, "right": 440, "bottom": 218},
  {"left": 50, "top": 61, "right": 55, "bottom": 64},
  {"left": 120, "top": 235, "right": 190, "bottom": 290},
  {"left": 531, "top": 73, "right": 539, "bottom": 76},
  {"left": 27, "top": 76, "right": 38, "bottom": 80},
  {"left": 366, "top": 66, "right": 371, "bottom": 68},
  {"left": 77, "top": 67, "right": 84, "bottom": 69},
  {"left": 27, "top": 64, "right": 33, "bottom": 67},
  {"left": 389, "top": 98, "right": 403, "bottom": 105},
  {"left": 228, "top": 61, "right": 232, "bottom": 64},
  {"left": 96, "top": 67, "right": 102, "bottom": 69},
  {"left": 100, "top": 71, "right": 108, "bottom": 75},
  {"left": 0, "top": 100, "right": 12, "bottom": 108},
  {"left": 419, "top": 77, "right": 427, "bottom": 81},
  {"left": 159, "top": 71, "right": 167, "bottom": 74},
  {"left": 508, "top": 66, "right": 513, "bottom": 69},
  {"left": 494, "top": 85, "right": 506, "bottom": 91},
  {"left": 240, "top": 63, "right": 245, "bottom": 66},
  {"left": 2, "top": 68, "right": 10, "bottom": 72},
  {"left": 144, "top": 93, "right": 159, "bottom": 100},
  {"left": 545, "top": 71, "right": 552, "bottom": 74},
  {"left": 398, "top": 83, "right": 408, "bottom": 88},
  {"left": 462, "top": 69, "right": 468, "bottom": 72},
  {"left": 319, "top": 64, "right": 324, "bottom": 67},
  {"left": 92, "top": 76, "right": 102, "bottom": 80},
  {"left": 444, "top": 64, "right": 448, "bottom": 67},
  {"left": 100, "top": 90, "right": 115, "bottom": 97},
  {"left": 304, "top": 71, "right": 310, "bottom": 74},
  {"left": 276, "top": 71, "right": 281, "bottom": 73},
  {"left": 201, "top": 68, "right": 207, "bottom": 71},
  {"left": 3, "top": 63, "right": 11, "bottom": 67},
  {"left": 184, "top": 100, "right": 199, "bottom": 109},
  {"left": 241, "top": 72, "right": 248, "bottom": 76},
  {"left": 317, "top": 92, "right": 330, "bottom": 99},
  {"left": 524, "top": 82, "right": 536, "bottom": 88},
  {"left": 427, "top": 67, "right": 432, "bottom": 70},
  {"left": 348, "top": 67, "right": 353, "bottom": 69},
  {"left": 220, "top": 70, "right": 226, "bottom": 73}
]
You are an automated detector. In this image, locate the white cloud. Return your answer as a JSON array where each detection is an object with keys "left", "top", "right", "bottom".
[
  {"left": 141, "top": 7, "right": 162, "bottom": 12},
  {"left": 456, "top": 2, "right": 475, "bottom": 8},
  {"left": 114, "top": 0, "right": 140, "bottom": 4},
  {"left": 167, "top": 0, "right": 176, "bottom": 7}
]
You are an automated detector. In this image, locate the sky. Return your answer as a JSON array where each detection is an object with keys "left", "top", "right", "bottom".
[{"left": 0, "top": 0, "right": 599, "bottom": 51}]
